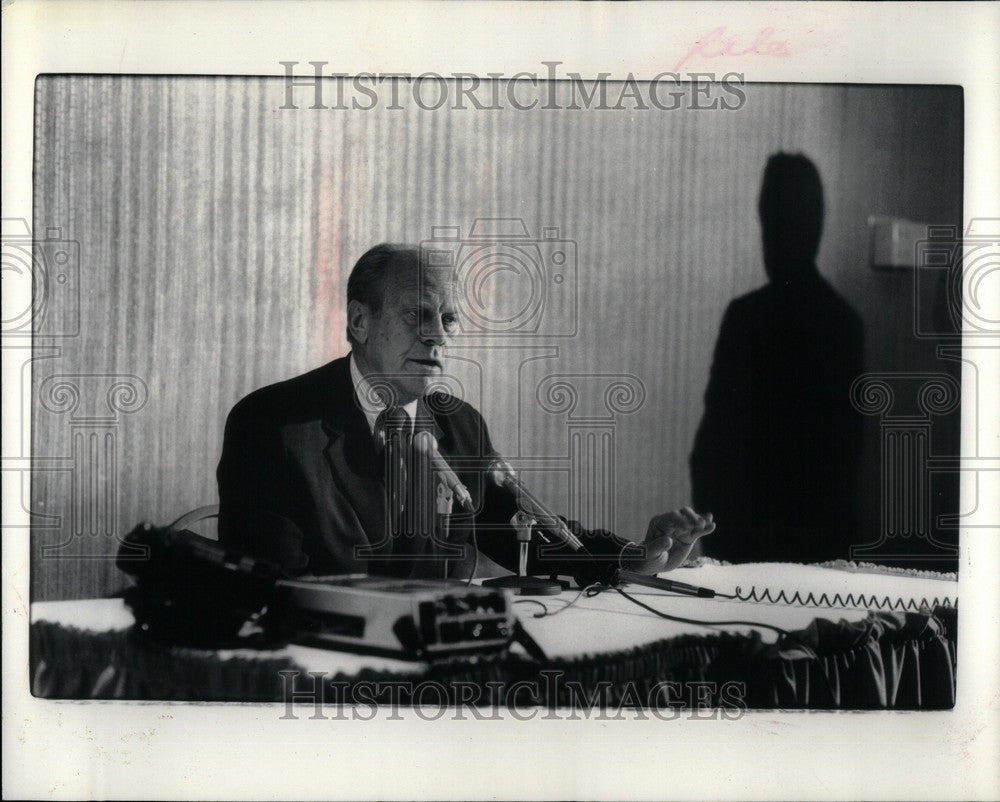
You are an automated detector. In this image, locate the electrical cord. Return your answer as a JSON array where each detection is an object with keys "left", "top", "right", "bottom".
[
  {"left": 472, "top": 504, "right": 840, "bottom": 704},
  {"left": 511, "top": 599, "right": 549, "bottom": 615},
  {"left": 512, "top": 583, "right": 604, "bottom": 619},
  {"left": 487, "top": 513, "right": 839, "bottom": 704},
  {"left": 464, "top": 528, "right": 480, "bottom": 587},
  {"left": 612, "top": 585, "right": 793, "bottom": 636},
  {"left": 611, "top": 584, "right": 839, "bottom": 703}
]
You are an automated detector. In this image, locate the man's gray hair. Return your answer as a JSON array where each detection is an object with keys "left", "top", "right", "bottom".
[{"left": 345, "top": 243, "right": 419, "bottom": 347}]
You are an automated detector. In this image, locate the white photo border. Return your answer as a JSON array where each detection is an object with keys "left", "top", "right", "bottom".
[{"left": 3, "top": 2, "right": 999, "bottom": 799}]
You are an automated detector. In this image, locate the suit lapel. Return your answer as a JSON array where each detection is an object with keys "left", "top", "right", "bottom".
[{"left": 320, "top": 361, "right": 391, "bottom": 558}]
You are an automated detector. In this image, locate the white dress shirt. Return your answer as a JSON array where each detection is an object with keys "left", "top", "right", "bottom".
[{"left": 349, "top": 353, "right": 418, "bottom": 434}]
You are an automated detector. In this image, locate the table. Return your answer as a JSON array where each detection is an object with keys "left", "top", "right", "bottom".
[{"left": 29, "top": 561, "right": 958, "bottom": 709}]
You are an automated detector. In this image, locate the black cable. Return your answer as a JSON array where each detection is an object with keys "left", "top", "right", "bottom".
[
  {"left": 613, "top": 585, "right": 840, "bottom": 704},
  {"left": 513, "top": 583, "right": 603, "bottom": 619},
  {"left": 511, "top": 599, "right": 549, "bottom": 616},
  {"left": 612, "top": 586, "right": 793, "bottom": 636},
  {"left": 464, "top": 527, "right": 480, "bottom": 587}
]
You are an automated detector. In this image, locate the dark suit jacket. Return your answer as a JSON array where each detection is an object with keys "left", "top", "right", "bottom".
[
  {"left": 217, "top": 356, "right": 621, "bottom": 585},
  {"left": 690, "top": 269, "right": 864, "bottom": 563}
]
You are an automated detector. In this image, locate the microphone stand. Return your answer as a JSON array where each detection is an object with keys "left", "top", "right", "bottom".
[
  {"left": 483, "top": 511, "right": 562, "bottom": 596},
  {"left": 436, "top": 482, "right": 452, "bottom": 579}
]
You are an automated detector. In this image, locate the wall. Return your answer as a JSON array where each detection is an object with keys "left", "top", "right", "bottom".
[{"left": 31, "top": 78, "right": 963, "bottom": 599}]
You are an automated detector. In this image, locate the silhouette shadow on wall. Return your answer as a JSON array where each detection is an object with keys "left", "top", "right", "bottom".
[{"left": 690, "top": 153, "right": 865, "bottom": 564}]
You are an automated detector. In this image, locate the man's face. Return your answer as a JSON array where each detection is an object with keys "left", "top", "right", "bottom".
[{"left": 358, "top": 264, "right": 459, "bottom": 404}]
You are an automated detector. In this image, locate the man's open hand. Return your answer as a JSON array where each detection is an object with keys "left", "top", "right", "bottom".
[{"left": 629, "top": 507, "right": 715, "bottom": 574}]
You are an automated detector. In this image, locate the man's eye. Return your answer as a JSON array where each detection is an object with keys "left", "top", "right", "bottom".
[
  {"left": 442, "top": 315, "right": 458, "bottom": 332},
  {"left": 404, "top": 310, "right": 419, "bottom": 324}
]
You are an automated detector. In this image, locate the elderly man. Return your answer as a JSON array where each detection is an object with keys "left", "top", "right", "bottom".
[{"left": 218, "top": 244, "right": 714, "bottom": 586}]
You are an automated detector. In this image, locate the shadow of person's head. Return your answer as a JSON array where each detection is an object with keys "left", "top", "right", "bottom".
[{"left": 759, "top": 153, "right": 824, "bottom": 281}]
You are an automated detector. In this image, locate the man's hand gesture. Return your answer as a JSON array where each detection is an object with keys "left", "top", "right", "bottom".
[{"left": 628, "top": 507, "right": 716, "bottom": 574}]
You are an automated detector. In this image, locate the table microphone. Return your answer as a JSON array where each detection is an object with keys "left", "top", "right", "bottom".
[
  {"left": 617, "top": 569, "right": 717, "bottom": 598},
  {"left": 412, "top": 431, "right": 474, "bottom": 512},
  {"left": 487, "top": 456, "right": 584, "bottom": 551}
]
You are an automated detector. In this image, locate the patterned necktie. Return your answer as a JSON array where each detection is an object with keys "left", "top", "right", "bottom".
[
  {"left": 401, "top": 416, "right": 442, "bottom": 574},
  {"left": 373, "top": 408, "right": 443, "bottom": 576},
  {"left": 373, "top": 406, "right": 411, "bottom": 532}
]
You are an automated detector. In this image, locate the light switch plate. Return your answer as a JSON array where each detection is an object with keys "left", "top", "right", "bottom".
[{"left": 869, "top": 216, "right": 936, "bottom": 270}]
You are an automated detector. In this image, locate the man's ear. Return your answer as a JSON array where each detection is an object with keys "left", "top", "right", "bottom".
[{"left": 347, "top": 299, "right": 371, "bottom": 345}]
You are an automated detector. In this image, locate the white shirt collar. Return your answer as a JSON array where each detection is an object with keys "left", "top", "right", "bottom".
[{"left": 349, "top": 353, "right": 418, "bottom": 434}]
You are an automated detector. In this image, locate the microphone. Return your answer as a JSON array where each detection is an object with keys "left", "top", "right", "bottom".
[
  {"left": 412, "top": 431, "right": 474, "bottom": 513},
  {"left": 487, "top": 456, "right": 584, "bottom": 551},
  {"left": 617, "top": 569, "right": 717, "bottom": 598}
]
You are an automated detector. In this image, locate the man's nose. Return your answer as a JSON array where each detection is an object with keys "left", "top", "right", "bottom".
[{"left": 420, "top": 317, "right": 448, "bottom": 346}]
